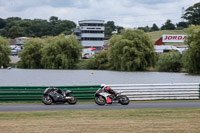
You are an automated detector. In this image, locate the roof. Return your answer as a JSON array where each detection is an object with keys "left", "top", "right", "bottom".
[{"left": 79, "top": 20, "right": 104, "bottom": 24}]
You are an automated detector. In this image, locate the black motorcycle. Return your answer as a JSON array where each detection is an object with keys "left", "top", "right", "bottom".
[
  {"left": 94, "top": 88, "right": 130, "bottom": 106},
  {"left": 42, "top": 87, "right": 77, "bottom": 105}
]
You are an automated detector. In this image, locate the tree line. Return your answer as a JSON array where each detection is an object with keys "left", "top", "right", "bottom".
[{"left": 0, "top": 16, "right": 76, "bottom": 39}]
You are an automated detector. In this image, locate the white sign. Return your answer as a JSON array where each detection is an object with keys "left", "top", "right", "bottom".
[{"left": 162, "top": 35, "right": 187, "bottom": 43}]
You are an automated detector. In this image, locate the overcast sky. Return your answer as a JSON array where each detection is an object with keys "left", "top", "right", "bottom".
[{"left": 0, "top": 0, "right": 199, "bottom": 28}]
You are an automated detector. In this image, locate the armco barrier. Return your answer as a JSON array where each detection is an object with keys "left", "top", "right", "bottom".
[
  {"left": 0, "top": 83, "right": 200, "bottom": 102},
  {"left": 0, "top": 85, "right": 99, "bottom": 102},
  {"left": 108, "top": 83, "right": 200, "bottom": 100}
]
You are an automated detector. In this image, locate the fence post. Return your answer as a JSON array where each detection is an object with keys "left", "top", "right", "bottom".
[{"left": 199, "top": 83, "right": 200, "bottom": 99}]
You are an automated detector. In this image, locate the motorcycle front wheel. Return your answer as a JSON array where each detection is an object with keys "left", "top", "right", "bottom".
[
  {"left": 42, "top": 95, "right": 53, "bottom": 105},
  {"left": 66, "top": 96, "right": 77, "bottom": 105},
  {"left": 119, "top": 95, "right": 130, "bottom": 105},
  {"left": 94, "top": 96, "right": 106, "bottom": 105}
]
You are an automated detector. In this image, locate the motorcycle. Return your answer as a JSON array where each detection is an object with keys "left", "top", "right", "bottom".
[
  {"left": 42, "top": 87, "right": 77, "bottom": 105},
  {"left": 94, "top": 87, "right": 130, "bottom": 105}
]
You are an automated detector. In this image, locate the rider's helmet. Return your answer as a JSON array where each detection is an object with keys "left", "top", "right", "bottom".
[{"left": 100, "top": 84, "right": 106, "bottom": 89}]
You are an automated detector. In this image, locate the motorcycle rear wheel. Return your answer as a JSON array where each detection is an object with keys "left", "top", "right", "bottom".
[
  {"left": 95, "top": 96, "right": 106, "bottom": 105},
  {"left": 119, "top": 95, "right": 130, "bottom": 105},
  {"left": 66, "top": 96, "right": 77, "bottom": 105},
  {"left": 42, "top": 95, "right": 53, "bottom": 105}
]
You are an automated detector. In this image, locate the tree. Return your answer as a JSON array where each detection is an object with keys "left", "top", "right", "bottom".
[
  {"left": 156, "top": 51, "right": 182, "bottom": 72},
  {"left": 18, "top": 38, "right": 44, "bottom": 68},
  {"left": 150, "top": 24, "right": 159, "bottom": 31},
  {"left": 0, "top": 36, "right": 11, "bottom": 67},
  {"left": 116, "top": 26, "right": 124, "bottom": 34},
  {"left": 5, "top": 17, "right": 22, "bottom": 29},
  {"left": 138, "top": 26, "right": 150, "bottom": 32},
  {"left": 0, "top": 18, "right": 6, "bottom": 29},
  {"left": 109, "top": 29, "right": 156, "bottom": 71},
  {"left": 182, "top": 25, "right": 200, "bottom": 74},
  {"left": 176, "top": 22, "right": 188, "bottom": 29},
  {"left": 161, "top": 19, "right": 175, "bottom": 30},
  {"left": 17, "top": 19, "right": 33, "bottom": 37},
  {"left": 51, "top": 20, "right": 76, "bottom": 36},
  {"left": 7, "top": 26, "right": 24, "bottom": 38},
  {"left": 105, "top": 21, "right": 116, "bottom": 37},
  {"left": 49, "top": 16, "right": 59, "bottom": 25},
  {"left": 41, "top": 34, "right": 82, "bottom": 69},
  {"left": 30, "top": 19, "right": 51, "bottom": 37},
  {"left": 183, "top": 2, "right": 200, "bottom": 25}
]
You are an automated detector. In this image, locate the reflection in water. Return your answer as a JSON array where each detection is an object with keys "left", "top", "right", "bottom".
[{"left": 0, "top": 69, "right": 199, "bottom": 86}]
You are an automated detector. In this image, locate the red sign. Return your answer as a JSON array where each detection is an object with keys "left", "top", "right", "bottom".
[{"left": 162, "top": 35, "right": 187, "bottom": 43}]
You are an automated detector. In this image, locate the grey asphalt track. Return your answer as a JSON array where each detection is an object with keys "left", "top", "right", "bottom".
[{"left": 0, "top": 102, "right": 199, "bottom": 112}]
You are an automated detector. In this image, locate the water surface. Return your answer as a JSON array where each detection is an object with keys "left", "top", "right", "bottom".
[{"left": 0, "top": 69, "right": 199, "bottom": 86}]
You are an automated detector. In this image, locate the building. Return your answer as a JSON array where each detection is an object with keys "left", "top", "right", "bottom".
[
  {"left": 73, "top": 20, "right": 105, "bottom": 51},
  {"left": 154, "top": 45, "right": 183, "bottom": 54},
  {"left": 15, "top": 37, "right": 29, "bottom": 46}
]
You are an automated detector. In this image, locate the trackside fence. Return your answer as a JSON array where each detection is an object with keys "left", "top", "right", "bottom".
[
  {"left": 108, "top": 83, "right": 200, "bottom": 100},
  {"left": 0, "top": 85, "right": 99, "bottom": 102},
  {"left": 0, "top": 83, "right": 199, "bottom": 102}
]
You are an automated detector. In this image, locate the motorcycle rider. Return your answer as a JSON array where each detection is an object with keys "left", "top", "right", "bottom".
[
  {"left": 100, "top": 84, "right": 119, "bottom": 104},
  {"left": 48, "top": 86, "right": 63, "bottom": 95},
  {"left": 100, "top": 84, "right": 118, "bottom": 96}
]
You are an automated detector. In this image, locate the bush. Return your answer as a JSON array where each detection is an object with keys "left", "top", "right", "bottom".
[
  {"left": 87, "top": 50, "right": 110, "bottom": 70},
  {"left": 75, "top": 59, "right": 91, "bottom": 69},
  {"left": 0, "top": 36, "right": 11, "bottom": 67},
  {"left": 18, "top": 34, "right": 82, "bottom": 69},
  {"left": 109, "top": 29, "right": 156, "bottom": 71},
  {"left": 182, "top": 25, "right": 200, "bottom": 74},
  {"left": 156, "top": 51, "right": 182, "bottom": 72},
  {"left": 17, "top": 38, "right": 44, "bottom": 68},
  {"left": 41, "top": 35, "right": 82, "bottom": 69}
]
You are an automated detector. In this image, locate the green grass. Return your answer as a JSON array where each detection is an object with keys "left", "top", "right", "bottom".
[
  {"left": 0, "top": 108, "right": 199, "bottom": 120},
  {"left": 0, "top": 108, "right": 200, "bottom": 133}
]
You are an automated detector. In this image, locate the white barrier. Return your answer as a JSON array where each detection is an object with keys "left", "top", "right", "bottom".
[{"left": 108, "top": 83, "right": 200, "bottom": 101}]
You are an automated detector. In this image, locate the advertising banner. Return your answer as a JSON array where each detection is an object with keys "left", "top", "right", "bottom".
[{"left": 162, "top": 35, "right": 187, "bottom": 43}]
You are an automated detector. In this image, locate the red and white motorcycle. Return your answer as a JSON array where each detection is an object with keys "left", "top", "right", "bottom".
[{"left": 94, "top": 87, "right": 130, "bottom": 105}]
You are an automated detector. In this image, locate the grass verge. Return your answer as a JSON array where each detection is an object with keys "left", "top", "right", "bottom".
[{"left": 0, "top": 108, "right": 200, "bottom": 133}]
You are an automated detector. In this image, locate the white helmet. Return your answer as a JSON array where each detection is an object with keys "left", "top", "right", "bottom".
[{"left": 100, "top": 84, "right": 106, "bottom": 89}]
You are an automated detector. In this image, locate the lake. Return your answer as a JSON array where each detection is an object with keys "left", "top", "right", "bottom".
[{"left": 0, "top": 68, "right": 199, "bottom": 86}]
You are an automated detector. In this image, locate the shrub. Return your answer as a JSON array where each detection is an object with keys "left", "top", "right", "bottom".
[
  {"left": 182, "top": 25, "right": 200, "bottom": 74},
  {"left": 0, "top": 36, "right": 11, "bottom": 67},
  {"left": 87, "top": 50, "right": 110, "bottom": 70},
  {"left": 156, "top": 51, "right": 182, "bottom": 72}
]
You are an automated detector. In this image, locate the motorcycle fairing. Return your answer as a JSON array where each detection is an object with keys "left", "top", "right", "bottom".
[
  {"left": 48, "top": 92, "right": 63, "bottom": 101},
  {"left": 98, "top": 92, "right": 112, "bottom": 104},
  {"left": 106, "top": 96, "right": 112, "bottom": 104}
]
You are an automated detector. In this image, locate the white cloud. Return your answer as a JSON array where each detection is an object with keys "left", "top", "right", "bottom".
[{"left": 0, "top": 0, "right": 199, "bottom": 28}]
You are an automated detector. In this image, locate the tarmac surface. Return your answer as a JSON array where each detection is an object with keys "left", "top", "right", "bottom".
[{"left": 0, "top": 102, "right": 199, "bottom": 112}]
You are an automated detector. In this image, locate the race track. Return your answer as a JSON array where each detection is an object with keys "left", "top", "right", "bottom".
[{"left": 0, "top": 101, "right": 200, "bottom": 112}]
